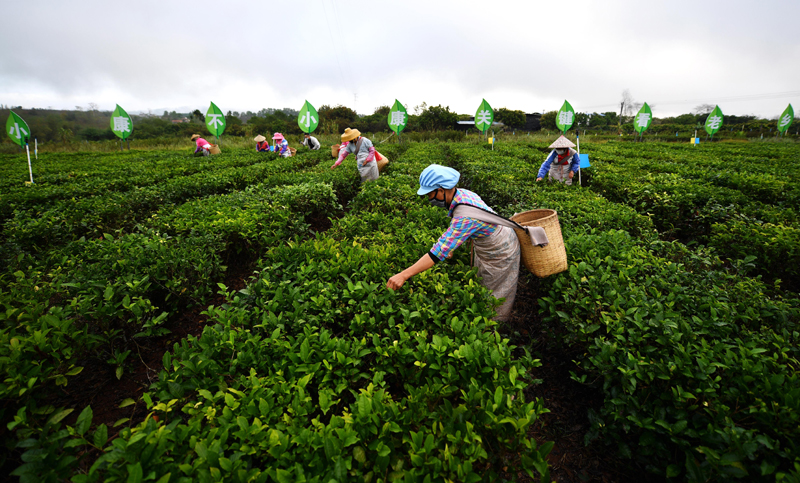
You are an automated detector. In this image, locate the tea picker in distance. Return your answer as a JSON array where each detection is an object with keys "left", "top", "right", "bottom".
[
  {"left": 254, "top": 134, "right": 270, "bottom": 152},
  {"left": 331, "top": 127, "right": 379, "bottom": 183},
  {"left": 386, "top": 165, "right": 521, "bottom": 321},
  {"left": 191, "top": 134, "right": 212, "bottom": 156},
  {"left": 536, "top": 135, "right": 580, "bottom": 185},
  {"left": 302, "top": 133, "right": 321, "bottom": 150},
  {"left": 273, "top": 132, "right": 292, "bottom": 157}
]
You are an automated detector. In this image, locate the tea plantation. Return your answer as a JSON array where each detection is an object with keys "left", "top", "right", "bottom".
[{"left": 0, "top": 140, "right": 798, "bottom": 482}]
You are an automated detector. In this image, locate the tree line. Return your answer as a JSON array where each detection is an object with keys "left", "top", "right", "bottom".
[{"left": 0, "top": 102, "right": 793, "bottom": 145}]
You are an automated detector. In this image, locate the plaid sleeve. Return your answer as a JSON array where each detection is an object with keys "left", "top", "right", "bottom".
[{"left": 430, "top": 217, "right": 484, "bottom": 261}]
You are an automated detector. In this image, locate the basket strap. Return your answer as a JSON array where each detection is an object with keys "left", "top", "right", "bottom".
[{"left": 452, "top": 204, "right": 549, "bottom": 247}]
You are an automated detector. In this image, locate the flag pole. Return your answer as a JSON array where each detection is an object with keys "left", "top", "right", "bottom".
[
  {"left": 577, "top": 133, "right": 581, "bottom": 187},
  {"left": 25, "top": 141, "right": 34, "bottom": 183}
]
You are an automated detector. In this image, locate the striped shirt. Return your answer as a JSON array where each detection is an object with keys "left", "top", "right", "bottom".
[{"left": 429, "top": 189, "right": 498, "bottom": 262}]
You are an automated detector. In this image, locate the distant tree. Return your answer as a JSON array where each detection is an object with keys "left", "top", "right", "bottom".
[
  {"left": 417, "top": 105, "right": 459, "bottom": 131},
  {"left": 618, "top": 89, "right": 641, "bottom": 128},
  {"left": 674, "top": 113, "right": 698, "bottom": 125},
  {"left": 413, "top": 102, "right": 428, "bottom": 115},
  {"left": 494, "top": 108, "right": 526, "bottom": 129},
  {"left": 589, "top": 112, "right": 608, "bottom": 127},
  {"left": 693, "top": 104, "right": 715, "bottom": 115},
  {"left": 540, "top": 111, "right": 558, "bottom": 131},
  {"left": 319, "top": 105, "right": 358, "bottom": 134},
  {"left": 192, "top": 109, "right": 205, "bottom": 123}
]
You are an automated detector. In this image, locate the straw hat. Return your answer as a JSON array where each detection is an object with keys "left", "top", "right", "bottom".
[
  {"left": 254, "top": 135, "right": 266, "bottom": 143},
  {"left": 548, "top": 135, "right": 576, "bottom": 149},
  {"left": 272, "top": 133, "right": 284, "bottom": 141},
  {"left": 341, "top": 128, "right": 361, "bottom": 142},
  {"left": 190, "top": 134, "right": 200, "bottom": 141}
]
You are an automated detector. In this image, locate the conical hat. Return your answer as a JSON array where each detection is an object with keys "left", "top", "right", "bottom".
[
  {"left": 548, "top": 135, "right": 576, "bottom": 149},
  {"left": 254, "top": 135, "right": 266, "bottom": 143},
  {"left": 341, "top": 128, "right": 361, "bottom": 142}
]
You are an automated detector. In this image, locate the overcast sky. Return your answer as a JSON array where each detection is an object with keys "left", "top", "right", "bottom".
[{"left": 2, "top": 0, "right": 798, "bottom": 118}]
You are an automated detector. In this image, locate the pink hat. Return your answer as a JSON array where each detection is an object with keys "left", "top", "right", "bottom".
[{"left": 272, "top": 132, "right": 284, "bottom": 141}]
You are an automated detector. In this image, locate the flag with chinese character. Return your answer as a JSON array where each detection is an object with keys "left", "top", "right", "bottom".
[
  {"left": 6, "top": 111, "right": 31, "bottom": 147},
  {"left": 704, "top": 105, "right": 724, "bottom": 136},
  {"left": 556, "top": 100, "right": 575, "bottom": 134},
  {"left": 206, "top": 102, "right": 226, "bottom": 137},
  {"left": 297, "top": 101, "right": 319, "bottom": 134},
  {"left": 110, "top": 104, "right": 133, "bottom": 140},
  {"left": 475, "top": 99, "right": 494, "bottom": 133},
  {"left": 634, "top": 103, "right": 652, "bottom": 134},
  {"left": 778, "top": 104, "right": 794, "bottom": 134},
  {"left": 387, "top": 100, "right": 408, "bottom": 134}
]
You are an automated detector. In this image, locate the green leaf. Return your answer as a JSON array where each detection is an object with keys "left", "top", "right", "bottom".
[
  {"left": 353, "top": 446, "right": 366, "bottom": 464},
  {"left": 494, "top": 386, "right": 503, "bottom": 407},
  {"left": 509, "top": 365, "right": 517, "bottom": 385},
  {"left": 75, "top": 405, "right": 93, "bottom": 436},
  {"left": 475, "top": 99, "right": 494, "bottom": 133},
  {"left": 126, "top": 462, "right": 143, "bottom": 483},
  {"left": 634, "top": 103, "right": 652, "bottom": 134},
  {"left": 93, "top": 424, "right": 108, "bottom": 448},
  {"left": 777, "top": 103, "right": 794, "bottom": 133},
  {"left": 7, "top": 111, "right": 31, "bottom": 146},
  {"left": 704, "top": 105, "right": 724, "bottom": 136},
  {"left": 119, "top": 398, "right": 136, "bottom": 408},
  {"left": 556, "top": 100, "right": 575, "bottom": 133},
  {"left": 66, "top": 366, "right": 84, "bottom": 376},
  {"left": 206, "top": 102, "right": 226, "bottom": 137},
  {"left": 666, "top": 464, "right": 681, "bottom": 478},
  {"left": 110, "top": 105, "right": 134, "bottom": 140},
  {"left": 48, "top": 408, "right": 74, "bottom": 425},
  {"left": 387, "top": 99, "right": 408, "bottom": 134},
  {"left": 297, "top": 100, "right": 319, "bottom": 134}
]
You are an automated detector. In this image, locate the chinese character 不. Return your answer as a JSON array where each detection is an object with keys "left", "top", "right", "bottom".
[
  {"left": 113, "top": 116, "right": 130, "bottom": 132},
  {"left": 636, "top": 113, "right": 651, "bottom": 128},
  {"left": 779, "top": 114, "right": 792, "bottom": 128},
  {"left": 207, "top": 114, "right": 224, "bottom": 129},
  {"left": 706, "top": 115, "right": 722, "bottom": 129},
  {"left": 300, "top": 112, "right": 317, "bottom": 128},
  {"left": 389, "top": 111, "right": 406, "bottom": 126},
  {"left": 558, "top": 111, "right": 573, "bottom": 126},
  {"left": 476, "top": 109, "right": 492, "bottom": 127}
]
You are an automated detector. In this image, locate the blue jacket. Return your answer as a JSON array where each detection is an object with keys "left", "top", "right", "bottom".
[{"left": 537, "top": 149, "right": 580, "bottom": 179}]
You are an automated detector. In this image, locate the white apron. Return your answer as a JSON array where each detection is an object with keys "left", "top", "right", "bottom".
[{"left": 472, "top": 225, "right": 520, "bottom": 321}]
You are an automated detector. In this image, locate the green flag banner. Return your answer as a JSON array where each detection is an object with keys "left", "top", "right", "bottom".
[
  {"left": 6, "top": 111, "right": 31, "bottom": 147},
  {"left": 634, "top": 102, "right": 652, "bottom": 134},
  {"left": 475, "top": 99, "right": 494, "bottom": 133},
  {"left": 556, "top": 100, "right": 575, "bottom": 134},
  {"left": 110, "top": 104, "right": 133, "bottom": 140},
  {"left": 704, "top": 105, "right": 724, "bottom": 136},
  {"left": 387, "top": 100, "right": 408, "bottom": 134},
  {"left": 297, "top": 100, "right": 319, "bottom": 133},
  {"left": 778, "top": 104, "right": 794, "bottom": 134},
  {"left": 206, "top": 102, "right": 226, "bottom": 137}
]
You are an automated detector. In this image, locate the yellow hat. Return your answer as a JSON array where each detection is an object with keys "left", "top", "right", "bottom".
[
  {"left": 254, "top": 135, "right": 266, "bottom": 143},
  {"left": 341, "top": 128, "right": 361, "bottom": 142},
  {"left": 190, "top": 134, "right": 200, "bottom": 141}
]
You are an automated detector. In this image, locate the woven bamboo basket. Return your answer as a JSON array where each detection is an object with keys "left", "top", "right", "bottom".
[
  {"left": 289, "top": 147, "right": 297, "bottom": 157},
  {"left": 376, "top": 152, "right": 389, "bottom": 172},
  {"left": 209, "top": 144, "right": 221, "bottom": 155},
  {"left": 331, "top": 144, "right": 341, "bottom": 158},
  {"left": 510, "top": 209, "right": 567, "bottom": 278}
]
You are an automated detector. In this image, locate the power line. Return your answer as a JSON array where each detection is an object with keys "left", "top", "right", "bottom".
[
  {"left": 319, "top": 0, "right": 349, "bottom": 94},
  {"left": 581, "top": 90, "right": 800, "bottom": 111}
]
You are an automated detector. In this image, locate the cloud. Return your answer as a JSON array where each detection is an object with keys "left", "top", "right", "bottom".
[{"left": 1, "top": 0, "right": 798, "bottom": 118}]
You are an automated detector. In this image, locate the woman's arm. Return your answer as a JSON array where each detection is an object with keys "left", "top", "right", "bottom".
[{"left": 386, "top": 254, "right": 435, "bottom": 290}]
